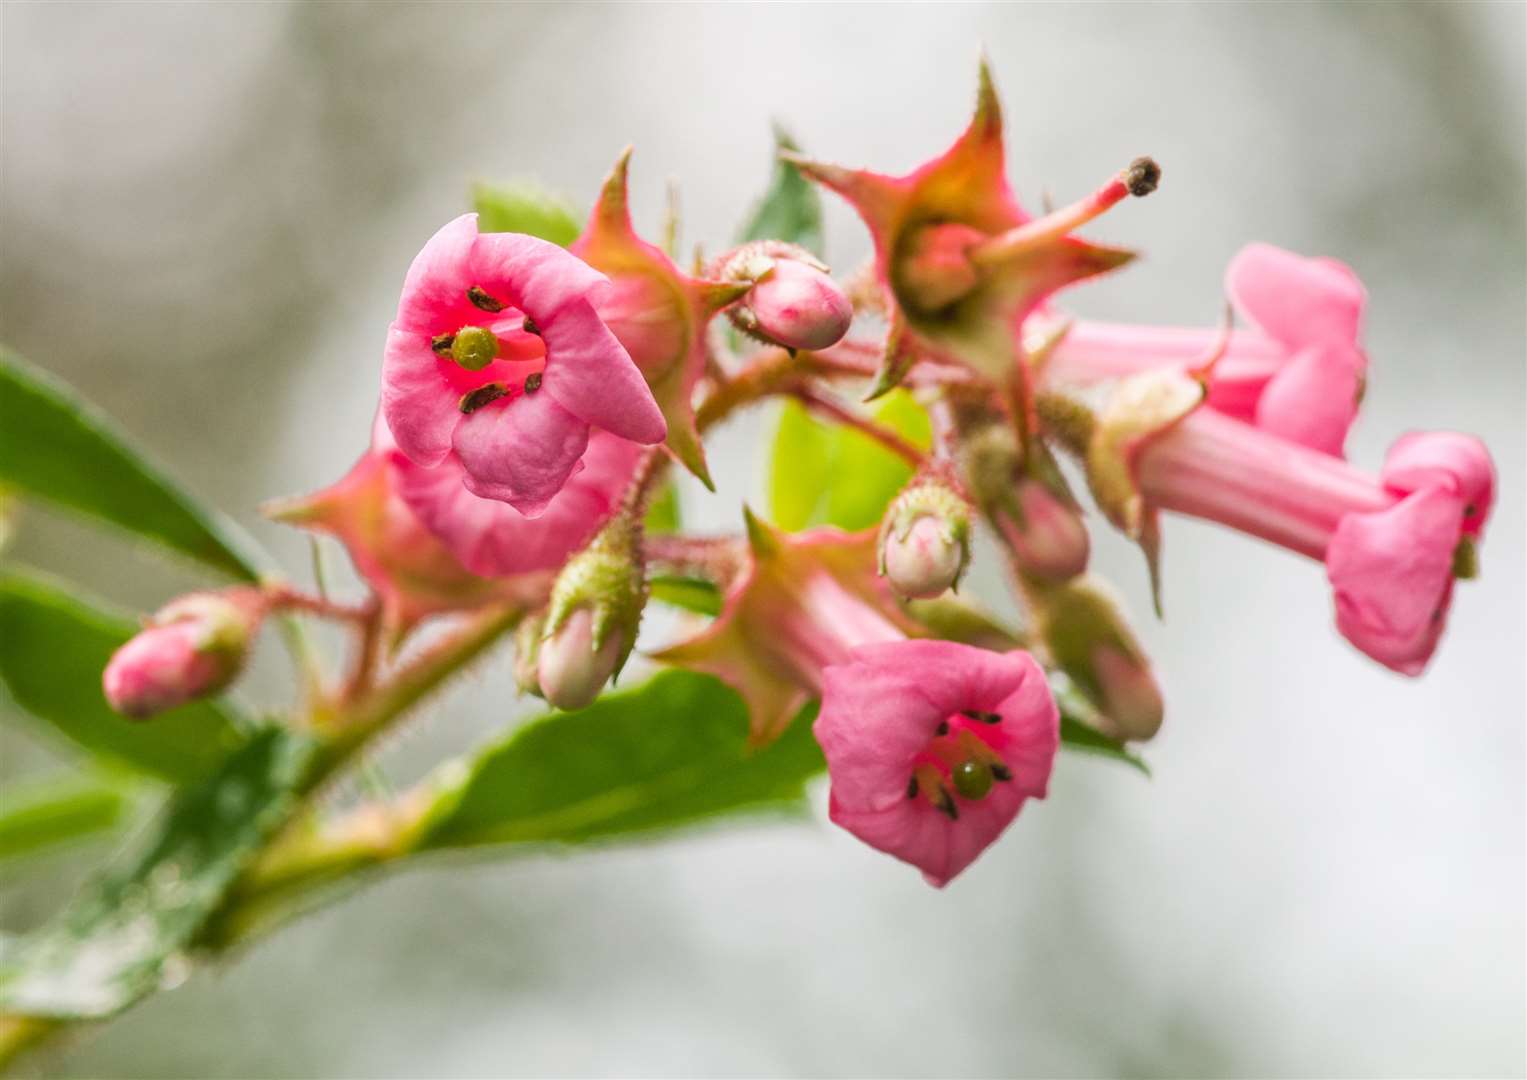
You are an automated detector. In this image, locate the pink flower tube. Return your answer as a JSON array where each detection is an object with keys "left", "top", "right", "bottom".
[
  {"left": 1043, "top": 244, "right": 1367, "bottom": 456},
  {"left": 382, "top": 214, "right": 665, "bottom": 517},
  {"left": 1136, "top": 410, "right": 1493, "bottom": 674}
]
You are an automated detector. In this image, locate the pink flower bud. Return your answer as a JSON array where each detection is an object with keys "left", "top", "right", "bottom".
[
  {"left": 882, "top": 515, "right": 965, "bottom": 600},
  {"left": 537, "top": 606, "right": 627, "bottom": 711},
  {"left": 1038, "top": 576, "right": 1162, "bottom": 741},
  {"left": 1090, "top": 643, "right": 1164, "bottom": 742},
  {"left": 719, "top": 242, "right": 851, "bottom": 352},
  {"left": 999, "top": 479, "right": 1090, "bottom": 582},
  {"left": 102, "top": 590, "right": 263, "bottom": 719}
]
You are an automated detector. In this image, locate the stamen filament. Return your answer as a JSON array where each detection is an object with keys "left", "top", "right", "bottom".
[{"left": 969, "top": 157, "right": 1159, "bottom": 269}]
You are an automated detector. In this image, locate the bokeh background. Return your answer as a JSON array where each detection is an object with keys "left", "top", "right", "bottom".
[{"left": 2, "top": 3, "right": 1524, "bottom": 1077}]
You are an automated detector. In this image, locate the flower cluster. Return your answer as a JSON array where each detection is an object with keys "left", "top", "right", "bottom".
[{"left": 102, "top": 61, "right": 1495, "bottom": 888}]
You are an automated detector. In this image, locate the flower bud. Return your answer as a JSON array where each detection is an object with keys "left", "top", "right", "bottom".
[
  {"left": 891, "top": 222, "right": 986, "bottom": 314},
  {"left": 878, "top": 472, "right": 972, "bottom": 599},
  {"left": 513, "top": 612, "right": 547, "bottom": 698},
  {"left": 997, "top": 478, "right": 1091, "bottom": 582},
  {"left": 538, "top": 517, "right": 645, "bottom": 710},
  {"left": 1037, "top": 576, "right": 1163, "bottom": 741},
  {"left": 102, "top": 589, "right": 265, "bottom": 719},
  {"left": 720, "top": 241, "right": 852, "bottom": 352}
]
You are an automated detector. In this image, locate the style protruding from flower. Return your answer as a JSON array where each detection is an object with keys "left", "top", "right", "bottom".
[
  {"left": 814, "top": 640, "right": 1059, "bottom": 886},
  {"left": 538, "top": 514, "right": 647, "bottom": 710},
  {"left": 382, "top": 213, "right": 665, "bottom": 517},
  {"left": 102, "top": 588, "right": 266, "bottom": 719},
  {"left": 572, "top": 149, "right": 753, "bottom": 489},
  {"left": 715, "top": 241, "right": 853, "bottom": 352},
  {"left": 877, "top": 468, "right": 972, "bottom": 599},
  {"left": 786, "top": 59, "right": 1151, "bottom": 395},
  {"left": 1040, "top": 243, "right": 1368, "bottom": 457}
]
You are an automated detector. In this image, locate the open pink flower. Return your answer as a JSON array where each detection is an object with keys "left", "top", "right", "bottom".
[
  {"left": 1134, "top": 409, "right": 1493, "bottom": 674},
  {"left": 1043, "top": 244, "right": 1367, "bottom": 456},
  {"left": 382, "top": 214, "right": 665, "bottom": 516},
  {"left": 815, "top": 640, "right": 1058, "bottom": 887}
]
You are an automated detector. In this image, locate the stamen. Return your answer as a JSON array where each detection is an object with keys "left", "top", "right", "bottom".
[
  {"left": 467, "top": 286, "right": 507, "bottom": 312},
  {"left": 522, "top": 316, "right": 541, "bottom": 336},
  {"left": 936, "top": 719, "right": 950, "bottom": 736},
  {"left": 906, "top": 776, "right": 919, "bottom": 799},
  {"left": 961, "top": 709, "right": 1002, "bottom": 724},
  {"left": 458, "top": 383, "right": 509, "bottom": 414},
  {"left": 991, "top": 764, "right": 1013, "bottom": 782},
  {"left": 937, "top": 788, "right": 959, "bottom": 821},
  {"left": 431, "top": 333, "right": 456, "bottom": 356},
  {"left": 524, "top": 372, "right": 543, "bottom": 394}
]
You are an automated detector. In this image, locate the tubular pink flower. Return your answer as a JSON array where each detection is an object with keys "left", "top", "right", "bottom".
[
  {"left": 1042, "top": 244, "right": 1367, "bottom": 456},
  {"left": 815, "top": 641, "right": 1058, "bottom": 887},
  {"left": 1135, "top": 409, "right": 1494, "bottom": 674},
  {"left": 381, "top": 213, "right": 664, "bottom": 517}
]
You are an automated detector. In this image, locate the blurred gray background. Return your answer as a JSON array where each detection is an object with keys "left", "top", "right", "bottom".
[{"left": 2, "top": 2, "right": 1524, "bottom": 1077}]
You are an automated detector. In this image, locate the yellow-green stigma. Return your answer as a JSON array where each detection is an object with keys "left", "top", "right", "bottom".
[{"left": 450, "top": 326, "right": 500, "bottom": 371}]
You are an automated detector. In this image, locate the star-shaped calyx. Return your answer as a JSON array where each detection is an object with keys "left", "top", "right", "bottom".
[
  {"left": 572, "top": 149, "right": 752, "bottom": 489},
  {"left": 651, "top": 510, "right": 922, "bottom": 745},
  {"left": 785, "top": 59, "right": 1156, "bottom": 400}
]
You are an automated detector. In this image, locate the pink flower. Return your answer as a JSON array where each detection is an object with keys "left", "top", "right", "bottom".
[
  {"left": 381, "top": 214, "right": 665, "bottom": 517},
  {"left": 815, "top": 640, "right": 1058, "bottom": 887},
  {"left": 103, "top": 589, "right": 265, "bottom": 718},
  {"left": 1135, "top": 409, "right": 1494, "bottom": 674},
  {"left": 1043, "top": 243, "right": 1367, "bottom": 456}
]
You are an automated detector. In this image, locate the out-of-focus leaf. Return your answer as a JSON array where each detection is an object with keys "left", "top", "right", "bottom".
[
  {"left": 0, "top": 570, "right": 246, "bottom": 783},
  {"left": 648, "top": 575, "right": 722, "bottom": 616},
  {"left": 0, "top": 777, "right": 129, "bottom": 862},
  {"left": 767, "top": 390, "right": 931, "bottom": 532},
  {"left": 738, "top": 125, "right": 824, "bottom": 255},
  {"left": 472, "top": 181, "right": 582, "bottom": 246},
  {"left": 0, "top": 347, "right": 268, "bottom": 581},
  {"left": 644, "top": 480, "right": 682, "bottom": 535},
  {"left": 423, "top": 670, "right": 823, "bottom": 849},
  {"left": 0, "top": 727, "right": 317, "bottom": 1019},
  {"left": 1051, "top": 675, "right": 1151, "bottom": 777}
]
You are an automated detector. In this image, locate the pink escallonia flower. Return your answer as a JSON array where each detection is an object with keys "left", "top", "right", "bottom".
[
  {"left": 381, "top": 214, "right": 665, "bottom": 517},
  {"left": 103, "top": 589, "right": 266, "bottom": 718},
  {"left": 1041, "top": 243, "right": 1367, "bottom": 456},
  {"left": 815, "top": 640, "right": 1058, "bottom": 887},
  {"left": 264, "top": 415, "right": 556, "bottom": 643},
  {"left": 1134, "top": 408, "right": 1493, "bottom": 674}
]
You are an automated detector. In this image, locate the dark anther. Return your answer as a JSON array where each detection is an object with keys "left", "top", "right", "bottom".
[
  {"left": 906, "top": 776, "right": 919, "bottom": 799},
  {"left": 521, "top": 316, "right": 541, "bottom": 336},
  {"left": 936, "top": 720, "right": 950, "bottom": 736},
  {"left": 961, "top": 709, "right": 1002, "bottom": 724},
  {"left": 524, "top": 372, "right": 543, "bottom": 394},
  {"left": 937, "top": 788, "right": 960, "bottom": 821},
  {"left": 468, "top": 286, "right": 507, "bottom": 312},
  {"left": 991, "top": 764, "right": 1013, "bottom": 783},
  {"left": 1126, "top": 157, "right": 1161, "bottom": 198},
  {"left": 431, "top": 333, "right": 456, "bottom": 356},
  {"left": 459, "top": 383, "right": 509, "bottom": 414}
]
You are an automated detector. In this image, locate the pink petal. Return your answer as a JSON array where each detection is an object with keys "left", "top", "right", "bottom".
[
  {"left": 1381, "top": 431, "right": 1495, "bottom": 537},
  {"left": 470, "top": 229, "right": 610, "bottom": 322},
  {"left": 540, "top": 297, "right": 667, "bottom": 444},
  {"left": 1253, "top": 342, "right": 1362, "bottom": 457},
  {"left": 451, "top": 391, "right": 590, "bottom": 517},
  {"left": 1226, "top": 243, "right": 1366, "bottom": 351},
  {"left": 1327, "top": 486, "right": 1462, "bottom": 675},
  {"left": 847, "top": 639, "right": 1035, "bottom": 716},
  {"left": 382, "top": 326, "right": 461, "bottom": 467},
  {"left": 393, "top": 215, "right": 482, "bottom": 334}
]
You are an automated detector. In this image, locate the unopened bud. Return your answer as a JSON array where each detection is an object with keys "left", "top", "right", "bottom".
[
  {"left": 538, "top": 517, "right": 645, "bottom": 710},
  {"left": 998, "top": 478, "right": 1091, "bottom": 582},
  {"left": 892, "top": 222, "right": 986, "bottom": 314},
  {"left": 102, "top": 589, "right": 264, "bottom": 719},
  {"left": 1038, "top": 576, "right": 1163, "bottom": 741},
  {"left": 878, "top": 472, "right": 972, "bottom": 599},
  {"left": 721, "top": 242, "right": 851, "bottom": 352}
]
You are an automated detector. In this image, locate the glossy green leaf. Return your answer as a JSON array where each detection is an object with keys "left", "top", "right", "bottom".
[
  {"left": 0, "top": 570, "right": 247, "bottom": 783},
  {"left": 0, "top": 777, "right": 129, "bottom": 862},
  {"left": 738, "top": 125, "right": 824, "bottom": 254},
  {"left": 767, "top": 390, "right": 931, "bottom": 532},
  {"left": 0, "top": 347, "right": 268, "bottom": 581},
  {"left": 472, "top": 181, "right": 582, "bottom": 246},
  {"left": 424, "top": 670, "right": 823, "bottom": 849},
  {"left": 0, "top": 727, "right": 317, "bottom": 1019},
  {"left": 648, "top": 575, "right": 722, "bottom": 616}
]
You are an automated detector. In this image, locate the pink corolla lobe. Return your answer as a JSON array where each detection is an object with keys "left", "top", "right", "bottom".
[
  {"left": 381, "top": 214, "right": 664, "bottom": 517},
  {"left": 815, "top": 640, "right": 1059, "bottom": 887}
]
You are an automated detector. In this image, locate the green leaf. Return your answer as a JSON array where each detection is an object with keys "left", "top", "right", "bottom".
[
  {"left": 1052, "top": 676, "right": 1151, "bottom": 777},
  {"left": 0, "top": 569, "right": 247, "bottom": 783},
  {"left": 0, "top": 727, "right": 317, "bottom": 1019},
  {"left": 648, "top": 575, "right": 722, "bottom": 616},
  {"left": 767, "top": 391, "right": 931, "bottom": 532},
  {"left": 472, "top": 181, "right": 582, "bottom": 246},
  {"left": 0, "top": 347, "right": 268, "bottom": 581},
  {"left": 424, "top": 670, "right": 823, "bottom": 849},
  {"left": 738, "top": 125, "right": 824, "bottom": 254},
  {"left": 0, "top": 777, "right": 129, "bottom": 862}
]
